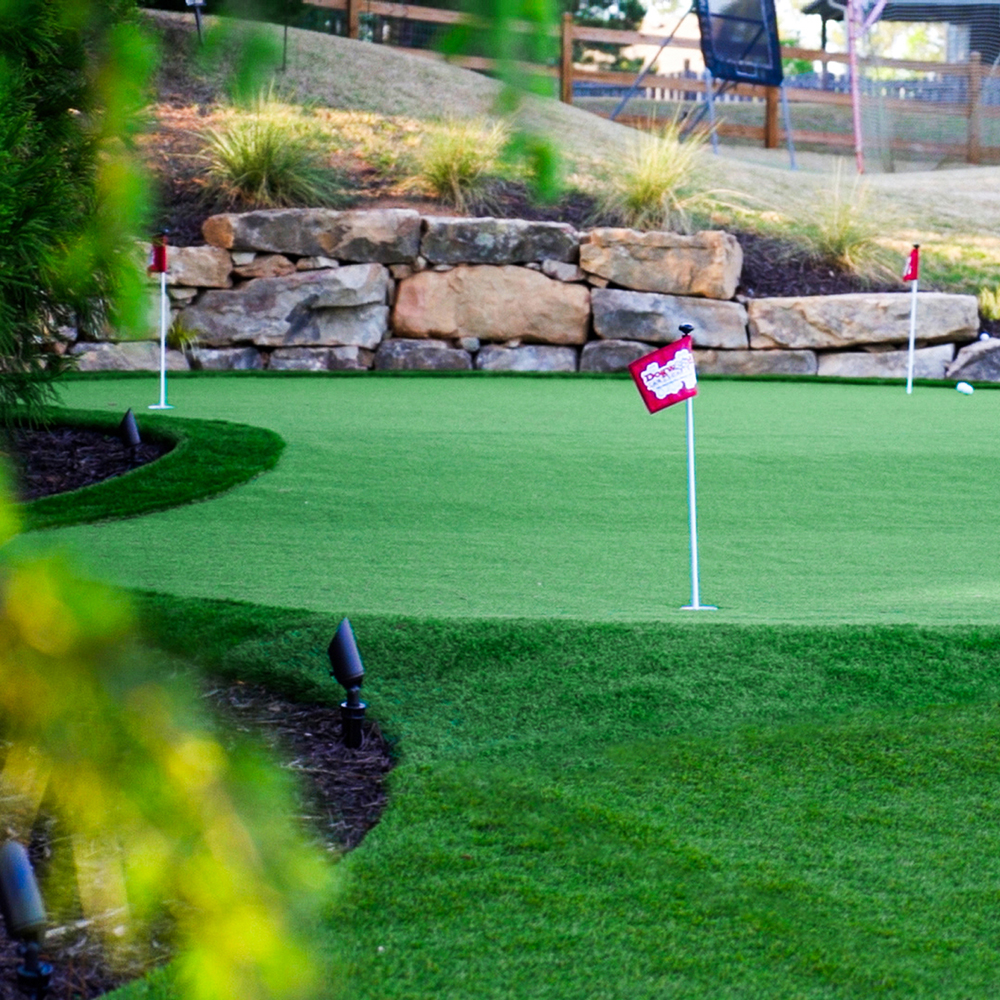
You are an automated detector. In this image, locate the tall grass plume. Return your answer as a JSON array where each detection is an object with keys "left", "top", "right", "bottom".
[{"left": 596, "top": 117, "right": 710, "bottom": 232}]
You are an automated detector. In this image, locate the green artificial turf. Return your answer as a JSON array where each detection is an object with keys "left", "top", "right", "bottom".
[
  {"left": 23, "top": 373, "right": 1000, "bottom": 998},
  {"left": 18, "top": 407, "right": 285, "bottom": 530},
  {"left": 118, "top": 591, "right": 1000, "bottom": 1000},
  {"left": 35, "top": 373, "right": 1000, "bottom": 625}
]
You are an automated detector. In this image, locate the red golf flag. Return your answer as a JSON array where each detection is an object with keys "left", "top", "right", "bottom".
[
  {"left": 902, "top": 245, "right": 919, "bottom": 282},
  {"left": 628, "top": 336, "right": 698, "bottom": 414},
  {"left": 148, "top": 234, "right": 168, "bottom": 274}
]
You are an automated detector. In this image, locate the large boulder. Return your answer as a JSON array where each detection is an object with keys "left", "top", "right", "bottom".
[
  {"left": 817, "top": 344, "right": 955, "bottom": 380},
  {"left": 202, "top": 208, "right": 421, "bottom": 263},
  {"left": 181, "top": 267, "right": 389, "bottom": 348},
  {"left": 421, "top": 217, "right": 577, "bottom": 265},
  {"left": 71, "top": 342, "right": 189, "bottom": 371},
  {"left": 946, "top": 337, "right": 1000, "bottom": 382},
  {"left": 579, "top": 229, "right": 743, "bottom": 300},
  {"left": 591, "top": 289, "right": 747, "bottom": 349},
  {"left": 749, "top": 293, "right": 978, "bottom": 349},
  {"left": 374, "top": 339, "right": 472, "bottom": 371},
  {"left": 694, "top": 349, "right": 818, "bottom": 376},
  {"left": 393, "top": 265, "right": 590, "bottom": 345},
  {"left": 475, "top": 345, "right": 578, "bottom": 372}
]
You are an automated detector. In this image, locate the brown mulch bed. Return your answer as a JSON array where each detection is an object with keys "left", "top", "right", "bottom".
[
  {"left": 0, "top": 430, "right": 396, "bottom": 1000},
  {"left": 0, "top": 677, "right": 393, "bottom": 1000},
  {"left": 6, "top": 426, "right": 171, "bottom": 502}
]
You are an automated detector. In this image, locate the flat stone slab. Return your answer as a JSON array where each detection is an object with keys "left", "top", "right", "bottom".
[
  {"left": 393, "top": 265, "right": 590, "bottom": 345},
  {"left": 749, "top": 293, "right": 978, "bottom": 349},
  {"left": 475, "top": 345, "right": 578, "bottom": 372},
  {"left": 592, "top": 289, "right": 747, "bottom": 349},
  {"left": 71, "top": 342, "right": 189, "bottom": 371},
  {"left": 202, "top": 208, "right": 421, "bottom": 263},
  {"left": 142, "top": 244, "right": 232, "bottom": 288},
  {"left": 946, "top": 337, "right": 1000, "bottom": 381},
  {"left": 694, "top": 349, "right": 818, "bottom": 376},
  {"left": 374, "top": 339, "right": 472, "bottom": 371},
  {"left": 580, "top": 229, "right": 742, "bottom": 300},
  {"left": 268, "top": 346, "right": 374, "bottom": 370},
  {"left": 421, "top": 217, "right": 577, "bottom": 265},
  {"left": 580, "top": 339, "right": 652, "bottom": 372},
  {"left": 190, "top": 347, "right": 264, "bottom": 371},
  {"left": 818, "top": 343, "right": 955, "bottom": 380}
]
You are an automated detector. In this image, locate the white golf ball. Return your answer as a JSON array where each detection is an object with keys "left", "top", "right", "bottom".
[{"left": 956, "top": 381, "right": 975, "bottom": 395}]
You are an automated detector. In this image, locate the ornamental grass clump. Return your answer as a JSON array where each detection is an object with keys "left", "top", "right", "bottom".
[
  {"left": 412, "top": 117, "right": 509, "bottom": 213},
  {"left": 791, "top": 161, "right": 895, "bottom": 282},
  {"left": 978, "top": 285, "right": 1000, "bottom": 321},
  {"left": 200, "top": 89, "right": 345, "bottom": 208},
  {"left": 596, "top": 117, "right": 710, "bottom": 232}
]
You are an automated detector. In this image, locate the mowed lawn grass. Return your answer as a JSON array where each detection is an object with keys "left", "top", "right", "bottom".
[
  {"left": 38, "top": 373, "right": 1000, "bottom": 999},
  {"left": 41, "top": 373, "right": 1000, "bottom": 625}
]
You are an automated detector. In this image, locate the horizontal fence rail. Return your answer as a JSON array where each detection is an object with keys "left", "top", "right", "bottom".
[{"left": 303, "top": 0, "right": 999, "bottom": 164}]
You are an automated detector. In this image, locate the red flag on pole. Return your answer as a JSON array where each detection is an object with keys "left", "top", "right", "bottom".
[
  {"left": 148, "top": 233, "right": 168, "bottom": 275},
  {"left": 902, "top": 244, "right": 919, "bottom": 283},
  {"left": 628, "top": 336, "right": 698, "bottom": 414}
]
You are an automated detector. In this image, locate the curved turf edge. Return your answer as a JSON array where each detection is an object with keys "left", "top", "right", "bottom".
[{"left": 20, "top": 408, "right": 286, "bottom": 531}]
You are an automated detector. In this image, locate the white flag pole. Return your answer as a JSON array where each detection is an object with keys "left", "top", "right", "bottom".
[
  {"left": 149, "top": 242, "right": 174, "bottom": 411},
  {"left": 681, "top": 395, "right": 716, "bottom": 612},
  {"left": 905, "top": 244, "right": 919, "bottom": 395}
]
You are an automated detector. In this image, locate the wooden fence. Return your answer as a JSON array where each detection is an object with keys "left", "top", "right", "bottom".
[{"left": 305, "top": 0, "right": 998, "bottom": 164}]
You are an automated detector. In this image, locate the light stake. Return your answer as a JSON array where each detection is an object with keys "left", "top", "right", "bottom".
[
  {"left": 0, "top": 841, "right": 51, "bottom": 1000},
  {"left": 119, "top": 409, "right": 141, "bottom": 467},
  {"left": 327, "top": 618, "right": 367, "bottom": 749}
]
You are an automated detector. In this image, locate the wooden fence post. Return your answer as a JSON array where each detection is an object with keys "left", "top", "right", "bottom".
[
  {"left": 764, "top": 86, "right": 779, "bottom": 148},
  {"left": 560, "top": 13, "right": 574, "bottom": 104},
  {"left": 968, "top": 50, "right": 982, "bottom": 165},
  {"left": 347, "top": 0, "right": 360, "bottom": 40}
]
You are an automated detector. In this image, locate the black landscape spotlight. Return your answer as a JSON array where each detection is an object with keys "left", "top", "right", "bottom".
[
  {"left": 0, "top": 841, "right": 52, "bottom": 1000},
  {"left": 119, "top": 408, "right": 141, "bottom": 466},
  {"left": 328, "top": 618, "right": 367, "bottom": 749}
]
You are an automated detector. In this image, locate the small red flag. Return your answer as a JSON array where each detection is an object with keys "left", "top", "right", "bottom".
[
  {"left": 148, "top": 234, "right": 168, "bottom": 274},
  {"left": 628, "top": 336, "right": 698, "bottom": 414},
  {"left": 902, "top": 245, "right": 919, "bottom": 283}
]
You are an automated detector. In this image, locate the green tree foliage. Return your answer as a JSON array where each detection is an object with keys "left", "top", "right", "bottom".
[
  {"left": 0, "top": 0, "right": 155, "bottom": 424},
  {"left": 0, "top": 481, "right": 336, "bottom": 1000}
]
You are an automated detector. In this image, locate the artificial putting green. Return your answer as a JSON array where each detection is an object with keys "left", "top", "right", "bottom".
[
  {"left": 121, "top": 593, "right": 1000, "bottom": 1000},
  {"left": 37, "top": 372, "right": 1000, "bottom": 625},
  {"left": 33, "top": 373, "right": 999, "bottom": 1000}
]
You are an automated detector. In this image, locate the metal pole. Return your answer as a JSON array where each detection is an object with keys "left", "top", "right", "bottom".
[
  {"left": 681, "top": 396, "right": 716, "bottom": 611},
  {"left": 906, "top": 275, "right": 919, "bottom": 394},
  {"left": 847, "top": 0, "right": 865, "bottom": 173},
  {"left": 704, "top": 68, "right": 720, "bottom": 155},
  {"left": 149, "top": 271, "right": 174, "bottom": 411},
  {"left": 610, "top": 4, "right": 695, "bottom": 121},
  {"left": 780, "top": 81, "right": 797, "bottom": 170}
]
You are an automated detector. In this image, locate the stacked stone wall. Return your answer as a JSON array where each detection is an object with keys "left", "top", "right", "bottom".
[{"left": 70, "top": 209, "right": 998, "bottom": 382}]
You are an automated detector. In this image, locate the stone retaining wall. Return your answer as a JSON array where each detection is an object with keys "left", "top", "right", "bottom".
[{"left": 71, "top": 209, "right": 998, "bottom": 381}]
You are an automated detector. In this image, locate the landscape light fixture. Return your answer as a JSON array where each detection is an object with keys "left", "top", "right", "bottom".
[
  {"left": 119, "top": 408, "right": 141, "bottom": 466},
  {"left": 0, "top": 841, "right": 52, "bottom": 1000},
  {"left": 327, "top": 618, "right": 367, "bottom": 749}
]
